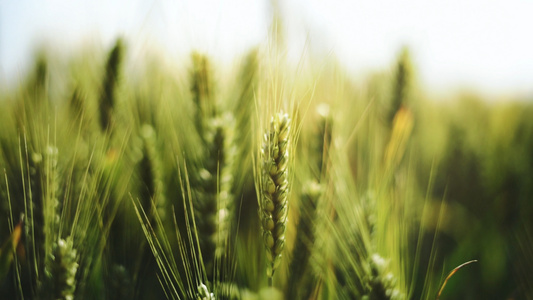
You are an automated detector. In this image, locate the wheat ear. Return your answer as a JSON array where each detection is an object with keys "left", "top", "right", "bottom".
[
  {"left": 389, "top": 48, "right": 412, "bottom": 125},
  {"left": 190, "top": 53, "right": 235, "bottom": 281},
  {"left": 45, "top": 237, "right": 79, "bottom": 300},
  {"left": 99, "top": 38, "right": 124, "bottom": 132},
  {"left": 197, "top": 283, "right": 215, "bottom": 300},
  {"left": 194, "top": 117, "right": 235, "bottom": 280},
  {"left": 138, "top": 124, "right": 165, "bottom": 222},
  {"left": 288, "top": 104, "right": 331, "bottom": 297},
  {"left": 362, "top": 253, "right": 405, "bottom": 300},
  {"left": 287, "top": 181, "right": 322, "bottom": 299},
  {"left": 259, "top": 112, "right": 291, "bottom": 283}
]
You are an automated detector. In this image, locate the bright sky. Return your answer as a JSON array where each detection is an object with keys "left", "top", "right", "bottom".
[{"left": 1, "top": 0, "right": 532, "bottom": 96}]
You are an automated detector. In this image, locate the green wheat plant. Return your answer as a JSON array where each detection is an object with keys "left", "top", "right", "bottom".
[{"left": 1, "top": 32, "right": 531, "bottom": 300}]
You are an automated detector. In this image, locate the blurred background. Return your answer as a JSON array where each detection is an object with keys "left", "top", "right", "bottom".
[
  {"left": 2, "top": 0, "right": 533, "bottom": 97},
  {"left": 1, "top": 0, "right": 533, "bottom": 299}
]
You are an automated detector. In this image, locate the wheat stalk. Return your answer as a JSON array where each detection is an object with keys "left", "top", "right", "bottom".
[
  {"left": 389, "top": 48, "right": 412, "bottom": 126},
  {"left": 287, "top": 103, "right": 331, "bottom": 297},
  {"left": 196, "top": 283, "right": 215, "bottom": 300},
  {"left": 22, "top": 143, "right": 61, "bottom": 293},
  {"left": 287, "top": 180, "right": 322, "bottom": 299},
  {"left": 191, "top": 52, "right": 215, "bottom": 140},
  {"left": 189, "top": 53, "right": 236, "bottom": 282},
  {"left": 99, "top": 38, "right": 124, "bottom": 132},
  {"left": 258, "top": 112, "right": 291, "bottom": 284},
  {"left": 44, "top": 237, "right": 79, "bottom": 300},
  {"left": 138, "top": 124, "right": 166, "bottom": 222},
  {"left": 193, "top": 117, "right": 235, "bottom": 281},
  {"left": 362, "top": 253, "right": 405, "bottom": 300}
]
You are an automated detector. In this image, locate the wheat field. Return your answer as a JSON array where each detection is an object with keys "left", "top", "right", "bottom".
[{"left": 0, "top": 37, "right": 532, "bottom": 300}]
